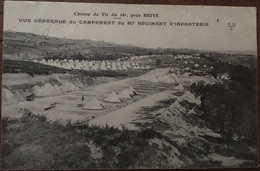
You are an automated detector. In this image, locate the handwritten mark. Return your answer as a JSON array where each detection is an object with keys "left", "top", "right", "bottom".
[{"left": 228, "top": 22, "right": 236, "bottom": 30}]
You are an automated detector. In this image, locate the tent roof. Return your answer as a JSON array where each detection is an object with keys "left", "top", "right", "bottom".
[
  {"left": 175, "top": 83, "right": 184, "bottom": 90},
  {"left": 119, "top": 89, "right": 132, "bottom": 99},
  {"left": 104, "top": 91, "right": 122, "bottom": 103},
  {"left": 128, "top": 86, "right": 138, "bottom": 95},
  {"left": 83, "top": 97, "right": 104, "bottom": 110}
]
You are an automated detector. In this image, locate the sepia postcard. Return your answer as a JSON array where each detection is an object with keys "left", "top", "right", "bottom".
[{"left": 1, "top": 1, "right": 259, "bottom": 169}]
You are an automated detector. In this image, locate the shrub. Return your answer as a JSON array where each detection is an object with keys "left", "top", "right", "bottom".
[
  {"left": 191, "top": 64, "right": 257, "bottom": 144},
  {"left": 138, "top": 128, "right": 163, "bottom": 140}
]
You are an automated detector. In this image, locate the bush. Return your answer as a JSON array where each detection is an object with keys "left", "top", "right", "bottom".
[
  {"left": 138, "top": 128, "right": 163, "bottom": 140},
  {"left": 156, "top": 59, "right": 162, "bottom": 65},
  {"left": 191, "top": 64, "right": 257, "bottom": 144},
  {"left": 179, "top": 100, "right": 196, "bottom": 110}
]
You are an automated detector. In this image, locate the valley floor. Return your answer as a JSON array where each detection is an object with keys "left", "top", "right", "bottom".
[{"left": 2, "top": 68, "right": 258, "bottom": 169}]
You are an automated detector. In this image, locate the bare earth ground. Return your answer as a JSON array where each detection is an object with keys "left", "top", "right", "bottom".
[
  {"left": 2, "top": 69, "right": 174, "bottom": 124},
  {"left": 2, "top": 68, "right": 211, "bottom": 124}
]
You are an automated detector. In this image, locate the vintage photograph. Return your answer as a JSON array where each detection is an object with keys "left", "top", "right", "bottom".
[{"left": 1, "top": 1, "right": 259, "bottom": 169}]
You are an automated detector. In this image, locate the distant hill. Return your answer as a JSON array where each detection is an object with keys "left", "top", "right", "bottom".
[
  {"left": 3, "top": 31, "right": 162, "bottom": 61},
  {"left": 3, "top": 31, "right": 256, "bottom": 62}
]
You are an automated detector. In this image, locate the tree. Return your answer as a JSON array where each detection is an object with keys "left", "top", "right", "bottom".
[{"left": 191, "top": 64, "right": 257, "bottom": 143}]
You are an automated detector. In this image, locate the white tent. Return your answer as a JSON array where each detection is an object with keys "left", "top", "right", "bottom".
[
  {"left": 106, "top": 61, "right": 111, "bottom": 65},
  {"left": 194, "top": 63, "right": 200, "bottom": 68},
  {"left": 92, "top": 63, "right": 99, "bottom": 71},
  {"left": 111, "top": 62, "right": 117, "bottom": 70},
  {"left": 169, "top": 72, "right": 179, "bottom": 83},
  {"left": 122, "top": 65, "right": 128, "bottom": 70},
  {"left": 104, "top": 91, "right": 122, "bottom": 103},
  {"left": 100, "top": 62, "right": 107, "bottom": 70},
  {"left": 119, "top": 89, "right": 132, "bottom": 99},
  {"left": 40, "top": 59, "right": 47, "bottom": 64},
  {"left": 128, "top": 86, "right": 138, "bottom": 96},
  {"left": 83, "top": 65, "right": 90, "bottom": 70},
  {"left": 111, "top": 66, "right": 117, "bottom": 71},
  {"left": 60, "top": 63, "right": 67, "bottom": 69},
  {"left": 175, "top": 83, "right": 184, "bottom": 91},
  {"left": 184, "top": 67, "right": 190, "bottom": 71},
  {"left": 117, "top": 65, "right": 123, "bottom": 71},
  {"left": 106, "top": 64, "right": 111, "bottom": 70},
  {"left": 88, "top": 61, "right": 94, "bottom": 68},
  {"left": 126, "top": 62, "right": 131, "bottom": 68},
  {"left": 66, "top": 62, "right": 75, "bottom": 69},
  {"left": 178, "top": 92, "right": 200, "bottom": 105},
  {"left": 74, "top": 63, "right": 82, "bottom": 69},
  {"left": 83, "top": 97, "right": 104, "bottom": 110},
  {"left": 116, "top": 62, "right": 121, "bottom": 67},
  {"left": 84, "top": 61, "right": 89, "bottom": 65},
  {"left": 55, "top": 63, "right": 62, "bottom": 68}
]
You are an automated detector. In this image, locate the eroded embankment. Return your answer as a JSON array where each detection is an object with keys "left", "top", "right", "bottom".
[{"left": 2, "top": 73, "right": 122, "bottom": 105}]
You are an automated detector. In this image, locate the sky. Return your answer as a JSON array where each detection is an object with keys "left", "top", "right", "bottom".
[{"left": 4, "top": 1, "right": 257, "bottom": 52}]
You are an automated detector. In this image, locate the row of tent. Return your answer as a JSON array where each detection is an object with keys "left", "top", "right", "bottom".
[
  {"left": 130, "top": 54, "right": 177, "bottom": 60},
  {"left": 182, "top": 60, "right": 214, "bottom": 69},
  {"left": 130, "top": 55, "right": 154, "bottom": 60},
  {"left": 175, "top": 55, "right": 194, "bottom": 59},
  {"left": 82, "top": 87, "right": 138, "bottom": 110},
  {"left": 33, "top": 59, "right": 151, "bottom": 71},
  {"left": 82, "top": 83, "right": 185, "bottom": 110}
]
